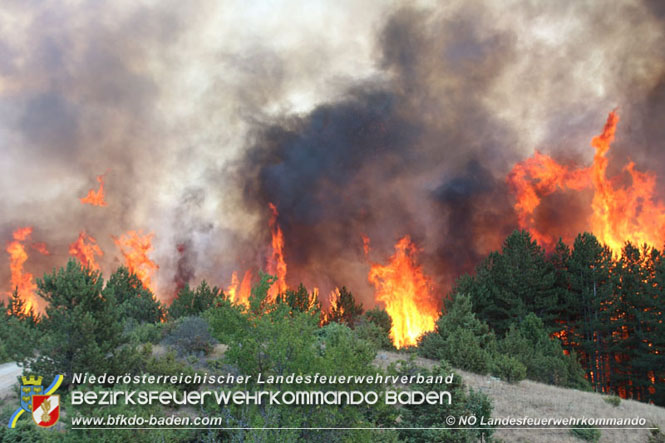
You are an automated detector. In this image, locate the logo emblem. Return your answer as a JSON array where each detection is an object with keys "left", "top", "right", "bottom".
[
  {"left": 20, "top": 375, "right": 43, "bottom": 413},
  {"left": 8, "top": 374, "right": 63, "bottom": 429},
  {"left": 32, "top": 395, "right": 60, "bottom": 427}
]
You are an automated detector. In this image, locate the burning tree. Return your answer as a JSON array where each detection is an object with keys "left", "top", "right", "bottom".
[
  {"left": 323, "top": 286, "right": 363, "bottom": 328},
  {"left": 508, "top": 110, "right": 665, "bottom": 253},
  {"left": 367, "top": 235, "right": 441, "bottom": 349},
  {"left": 458, "top": 229, "right": 665, "bottom": 404}
]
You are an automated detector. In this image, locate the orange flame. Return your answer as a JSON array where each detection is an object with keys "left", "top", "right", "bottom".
[
  {"left": 266, "top": 203, "right": 287, "bottom": 302},
  {"left": 508, "top": 110, "right": 665, "bottom": 252},
  {"left": 69, "top": 231, "right": 103, "bottom": 270},
  {"left": 6, "top": 227, "right": 39, "bottom": 314},
  {"left": 113, "top": 230, "right": 158, "bottom": 295},
  {"left": 322, "top": 287, "right": 344, "bottom": 324},
  {"left": 329, "top": 287, "right": 343, "bottom": 312},
  {"left": 30, "top": 242, "right": 49, "bottom": 255},
  {"left": 367, "top": 235, "right": 439, "bottom": 348},
  {"left": 80, "top": 175, "right": 108, "bottom": 207},
  {"left": 227, "top": 270, "right": 252, "bottom": 307},
  {"left": 361, "top": 234, "right": 371, "bottom": 255}
]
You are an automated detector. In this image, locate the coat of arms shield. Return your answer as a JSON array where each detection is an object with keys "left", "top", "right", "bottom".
[
  {"left": 19, "top": 377, "right": 44, "bottom": 413},
  {"left": 32, "top": 395, "right": 60, "bottom": 427}
]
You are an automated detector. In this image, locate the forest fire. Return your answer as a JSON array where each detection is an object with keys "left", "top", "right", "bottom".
[
  {"left": 80, "top": 175, "right": 108, "bottom": 207},
  {"left": 113, "top": 230, "right": 159, "bottom": 295},
  {"left": 5, "top": 110, "right": 664, "bottom": 357},
  {"left": 266, "top": 203, "right": 288, "bottom": 303},
  {"left": 5, "top": 227, "right": 47, "bottom": 314},
  {"left": 69, "top": 231, "right": 103, "bottom": 271},
  {"left": 227, "top": 270, "right": 252, "bottom": 307},
  {"left": 31, "top": 242, "right": 49, "bottom": 255},
  {"left": 508, "top": 110, "right": 665, "bottom": 252},
  {"left": 367, "top": 236, "right": 440, "bottom": 349},
  {"left": 6, "top": 0, "right": 665, "bottom": 423}
]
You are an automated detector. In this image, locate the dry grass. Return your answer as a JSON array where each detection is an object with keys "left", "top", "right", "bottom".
[{"left": 375, "top": 351, "right": 665, "bottom": 443}]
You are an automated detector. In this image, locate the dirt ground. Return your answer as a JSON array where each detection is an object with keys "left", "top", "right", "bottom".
[{"left": 375, "top": 350, "right": 665, "bottom": 443}]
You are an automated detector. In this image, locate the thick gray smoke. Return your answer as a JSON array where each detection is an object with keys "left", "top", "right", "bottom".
[{"left": 1, "top": 0, "right": 664, "bottom": 307}]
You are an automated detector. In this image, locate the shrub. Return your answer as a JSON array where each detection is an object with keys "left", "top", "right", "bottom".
[
  {"left": 212, "top": 286, "right": 398, "bottom": 441},
  {"left": 648, "top": 426, "right": 665, "bottom": 443},
  {"left": 603, "top": 394, "right": 621, "bottom": 407},
  {"left": 418, "top": 294, "right": 496, "bottom": 374},
  {"left": 162, "top": 316, "right": 217, "bottom": 357},
  {"left": 499, "top": 313, "right": 590, "bottom": 389},
  {"left": 570, "top": 425, "right": 601, "bottom": 442},
  {"left": 123, "top": 320, "right": 164, "bottom": 344},
  {"left": 393, "top": 360, "right": 494, "bottom": 442},
  {"left": 144, "top": 351, "right": 201, "bottom": 392},
  {"left": 203, "top": 297, "right": 249, "bottom": 344},
  {"left": 0, "top": 415, "right": 48, "bottom": 441},
  {"left": 492, "top": 353, "right": 526, "bottom": 383},
  {"left": 354, "top": 320, "right": 393, "bottom": 350},
  {"left": 169, "top": 281, "right": 221, "bottom": 320},
  {"left": 364, "top": 308, "right": 392, "bottom": 334}
]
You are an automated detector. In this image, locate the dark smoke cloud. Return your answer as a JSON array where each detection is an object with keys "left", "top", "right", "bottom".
[
  {"left": 235, "top": 6, "right": 521, "bottom": 303},
  {"left": 233, "top": 1, "right": 665, "bottom": 306},
  {"left": 433, "top": 161, "right": 518, "bottom": 276}
]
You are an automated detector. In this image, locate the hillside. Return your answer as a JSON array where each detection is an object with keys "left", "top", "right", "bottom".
[
  {"left": 3, "top": 349, "right": 664, "bottom": 442},
  {"left": 376, "top": 351, "right": 665, "bottom": 443}
]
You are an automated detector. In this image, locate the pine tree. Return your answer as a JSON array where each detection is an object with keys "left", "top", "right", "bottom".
[
  {"left": 651, "top": 251, "right": 665, "bottom": 406},
  {"left": 169, "top": 280, "right": 222, "bottom": 320},
  {"left": 614, "top": 243, "right": 663, "bottom": 402},
  {"left": 104, "top": 266, "right": 164, "bottom": 324},
  {"left": 461, "top": 230, "right": 557, "bottom": 335},
  {"left": 564, "top": 233, "right": 614, "bottom": 393},
  {"left": 0, "top": 292, "right": 39, "bottom": 363},
  {"left": 6, "top": 288, "right": 38, "bottom": 325},
  {"left": 549, "top": 239, "right": 574, "bottom": 338},
  {"left": 323, "top": 286, "right": 363, "bottom": 327},
  {"left": 418, "top": 294, "right": 498, "bottom": 374},
  {"left": 27, "top": 260, "right": 123, "bottom": 383},
  {"left": 276, "top": 283, "right": 322, "bottom": 316}
]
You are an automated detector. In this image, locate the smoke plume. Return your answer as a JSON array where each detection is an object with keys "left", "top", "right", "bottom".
[{"left": 1, "top": 0, "right": 664, "bottom": 307}]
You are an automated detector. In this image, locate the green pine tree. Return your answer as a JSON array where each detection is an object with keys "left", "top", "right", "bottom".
[
  {"left": 26, "top": 260, "right": 123, "bottom": 384},
  {"left": 168, "top": 280, "right": 222, "bottom": 320},
  {"left": 104, "top": 266, "right": 164, "bottom": 325},
  {"left": 459, "top": 230, "right": 557, "bottom": 335},
  {"left": 564, "top": 233, "right": 614, "bottom": 393}
]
